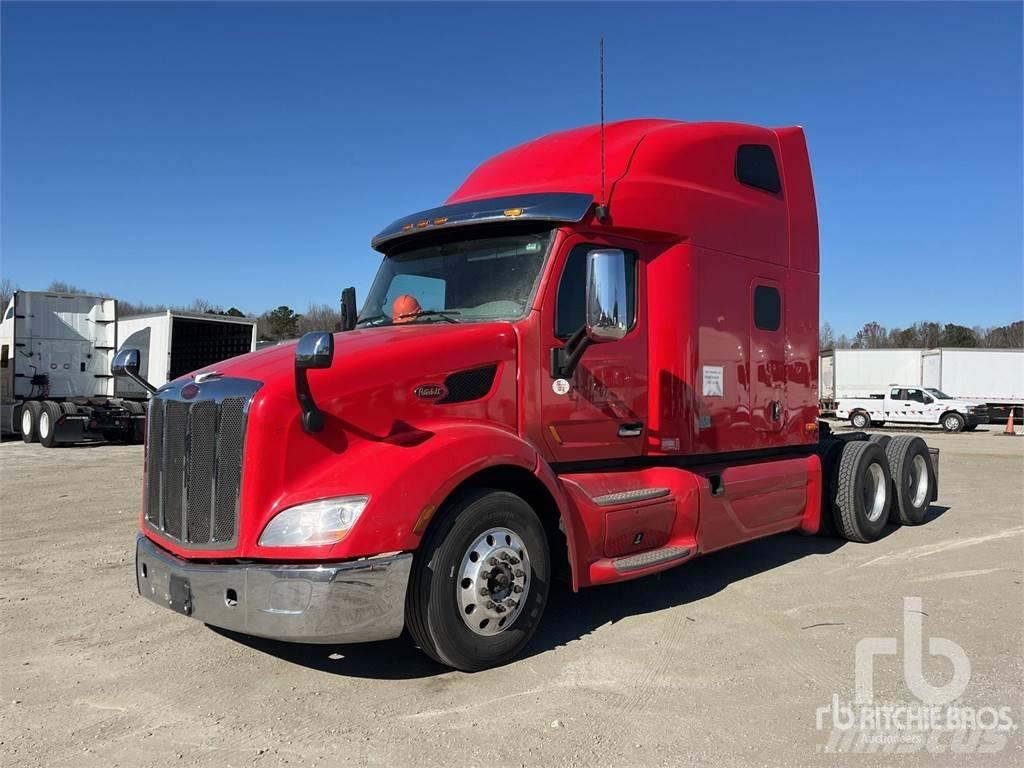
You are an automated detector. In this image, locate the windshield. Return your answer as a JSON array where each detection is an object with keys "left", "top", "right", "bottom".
[
  {"left": 925, "top": 388, "right": 952, "bottom": 399},
  {"left": 359, "top": 230, "right": 553, "bottom": 326}
]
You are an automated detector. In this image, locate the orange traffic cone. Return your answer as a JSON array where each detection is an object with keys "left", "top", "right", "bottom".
[{"left": 1003, "top": 408, "right": 1017, "bottom": 436}]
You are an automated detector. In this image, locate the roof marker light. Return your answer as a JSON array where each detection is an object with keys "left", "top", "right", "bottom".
[
  {"left": 504, "top": 208, "right": 524, "bottom": 217},
  {"left": 433, "top": 217, "right": 448, "bottom": 225}
]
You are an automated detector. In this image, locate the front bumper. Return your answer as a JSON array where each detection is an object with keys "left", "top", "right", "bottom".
[
  {"left": 965, "top": 413, "right": 989, "bottom": 427},
  {"left": 135, "top": 535, "right": 413, "bottom": 644}
]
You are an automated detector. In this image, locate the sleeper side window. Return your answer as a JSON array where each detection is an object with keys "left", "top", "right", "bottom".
[
  {"left": 555, "top": 244, "right": 638, "bottom": 338},
  {"left": 736, "top": 144, "right": 781, "bottom": 194},
  {"left": 753, "top": 285, "right": 781, "bottom": 331}
]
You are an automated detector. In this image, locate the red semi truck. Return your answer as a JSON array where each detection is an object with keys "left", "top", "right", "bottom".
[{"left": 120, "top": 120, "right": 938, "bottom": 671}]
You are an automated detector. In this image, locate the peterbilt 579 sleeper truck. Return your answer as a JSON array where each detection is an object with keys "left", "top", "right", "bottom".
[{"left": 120, "top": 120, "right": 939, "bottom": 671}]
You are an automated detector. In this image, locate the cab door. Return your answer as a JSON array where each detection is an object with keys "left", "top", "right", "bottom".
[
  {"left": 539, "top": 234, "right": 647, "bottom": 463},
  {"left": 903, "top": 388, "right": 930, "bottom": 423}
]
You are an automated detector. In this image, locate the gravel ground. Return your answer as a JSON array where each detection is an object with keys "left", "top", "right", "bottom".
[{"left": 2, "top": 425, "right": 1021, "bottom": 767}]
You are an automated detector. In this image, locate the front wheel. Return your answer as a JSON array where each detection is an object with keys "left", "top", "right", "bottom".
[
  {"left": 942, "top": 413, "right": 965, "bottom": 433},
  {"left": 406, "top": 489, "right": 550, "bottom": 671}
]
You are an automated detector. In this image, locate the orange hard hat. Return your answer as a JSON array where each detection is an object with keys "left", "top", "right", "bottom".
[{"left": 392, "top": 294, "right": 422, "bottom": 323}]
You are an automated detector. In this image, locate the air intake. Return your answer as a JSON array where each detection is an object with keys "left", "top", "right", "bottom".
[{"left": 437, "top": 364, "right": 498, "bottom": 404}]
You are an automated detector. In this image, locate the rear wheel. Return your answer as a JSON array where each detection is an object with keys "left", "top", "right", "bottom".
[
  {"left": 850, "top": 411, "right": 870, "bottom": 429},
  {"left": 833, "top": 440, "right": 891, "bottom": 543},
  {"left": 406, "top": 489, "right": 550, "bottom": 671},
  {"left": 38, "top": 401, "right": 62, "bottom": 447},
  {"left": 20, "top": 402, "right": 40, "bottom": 443},
  {"left": 942, "top": 412, "right": 965, "bottom": 433},
  {"left": 885, "top": 436, "right": 934, "bottom": 525}
]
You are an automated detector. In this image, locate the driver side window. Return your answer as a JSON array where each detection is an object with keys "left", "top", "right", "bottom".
[{"left": 555, "top": 244, "right": 638, "bottom": 338}]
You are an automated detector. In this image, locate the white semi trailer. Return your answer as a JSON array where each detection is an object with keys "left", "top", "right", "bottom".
[
  {"left": 0, "top": 291, "right": 144, "bottom": 446},
  {"left": 921, "top": 348, "right": 1024, "bottom": 422},
  {"left": 819, "top": 349, "right": 925, "bottom": 411},
  {"left": 115, "top": 311, "right": 257, "bottom": 398}
]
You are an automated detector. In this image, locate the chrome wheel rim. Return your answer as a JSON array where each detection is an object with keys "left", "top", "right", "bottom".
[
  {"left": 944, "top": 416, "right": 960, "bottom": 430},
  {"left": 864, "top": 462, "right": 886, "bottom": 522},
  {"left": 910, "top": 454, "right": 929, "bottom": 508},
  {"left": 457, "top": 527, "right": 531, "bottom": 636},
  {"left": 853, "top": 414, "right": 867, "bottom": 428},
  {"left": 21, "top": 408, "right": 32, "bottom": 436},
  {"left": 38, "top": 410, "right": 50, "bottom": 439}
]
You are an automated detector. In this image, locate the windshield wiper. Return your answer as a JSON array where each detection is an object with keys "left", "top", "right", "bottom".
[
  {"left": 399, "top": 310, "right": 461, "bottom": 324},
  {"left": 355, "top": 314, "right": 390, "bottom": 327}
]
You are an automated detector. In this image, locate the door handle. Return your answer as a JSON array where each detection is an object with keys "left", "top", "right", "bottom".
[{"left": 618, "top": 422, "right": 643, "bottom": 438}]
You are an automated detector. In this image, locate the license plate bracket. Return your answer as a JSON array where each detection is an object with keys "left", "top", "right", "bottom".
[{"left": 168, "top": 574, "right": 192, "bottom": 616}]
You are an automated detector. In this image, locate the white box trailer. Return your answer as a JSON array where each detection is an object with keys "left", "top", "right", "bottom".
[
  {"left": 0, "top": 291, "right": 144, "bottom": 445},
  {"left": 115, "top": 311, "right": 257, "bottom": 397},
  {"left": 819, "top": 348, "right": 924, "bottom": 407},
  {"left": 921, "top": 348, "right": 1024, "bottom": 421}
]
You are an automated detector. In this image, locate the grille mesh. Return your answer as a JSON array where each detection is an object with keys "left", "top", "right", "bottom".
[
  {"left": 437, "top": 364, "right": 497, "bottom": 404},
  {"left": 144, "top": 393, "right": 249, "bottom": 547}
]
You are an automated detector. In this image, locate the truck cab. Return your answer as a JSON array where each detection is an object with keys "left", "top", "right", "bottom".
[
  {"left": 127, "top": 120, "right": 938, "bottom": 670},
  {"left": 837, "top": 385, "right": 988, "bottom": 432}
]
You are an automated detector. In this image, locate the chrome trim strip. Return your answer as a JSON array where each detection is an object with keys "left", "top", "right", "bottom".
[
  {"left": 136, "top": 536, "right": 413, "bottom": 644},
  {"left": 592, "top": 487, "right": 671, "bottom": 507},
  {"left": 371, "top": 192, "right": 594, "bottom": 251}
]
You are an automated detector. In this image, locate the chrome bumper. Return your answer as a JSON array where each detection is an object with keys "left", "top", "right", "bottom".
[{"left": 135, "top": 535, "right": 413, "bottom": 644}]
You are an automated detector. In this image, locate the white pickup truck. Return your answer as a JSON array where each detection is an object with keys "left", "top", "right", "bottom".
[{"left": 836, "top": 385, "right": 989, "bottom": 433}]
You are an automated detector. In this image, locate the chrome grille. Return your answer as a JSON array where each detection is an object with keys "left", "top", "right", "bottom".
[{"left": 144, "top": 380, "right": 258, "bottom": 548}]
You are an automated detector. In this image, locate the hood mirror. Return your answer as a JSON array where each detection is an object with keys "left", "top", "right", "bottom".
[
  {"left": 294, "top": 331, "right": 334, "bottom": 433},
  {"left": 111, "top": 348, "right": 156, "bottom": 394}
]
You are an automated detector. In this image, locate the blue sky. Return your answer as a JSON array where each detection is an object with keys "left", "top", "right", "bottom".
[{"left": 2, "top": 2, "right": 1021, "bottom": 335}]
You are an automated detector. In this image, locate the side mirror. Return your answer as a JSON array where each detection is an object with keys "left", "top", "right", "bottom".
[
  {"left": 585, "top": 249, "right": 629, "bottom": 342},
  {"left": 295, "top": 331, "right": 334, "bottom": 369},
  {"left": 340, "top": 287, "right": 357, "bottom": 332},
  {"left": 294, "top": 331, "right": 334, "bottom": 433},
  {"left": 111, "top": 348, "right": 157, "bottom": 394}
]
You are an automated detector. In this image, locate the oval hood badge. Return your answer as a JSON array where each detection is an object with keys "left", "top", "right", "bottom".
[
  {"left": 181, "top": 383, "right": 200, "bottom": 400},
  {"left": 414, "top": 383, "right": 448, "bottom": 401}
]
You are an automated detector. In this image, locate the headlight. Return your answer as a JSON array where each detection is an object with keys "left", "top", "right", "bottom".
[{"left": 258, "top": 495, "right": 369, "bottom": 547}]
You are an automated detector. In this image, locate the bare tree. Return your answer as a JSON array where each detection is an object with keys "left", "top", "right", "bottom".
[
  {"left": 0, "top": 277, "right": 16, "bottom": 308},
  {"left": 298, "top": 303, "right": 342, "bottom": 334},
  {"left": 819, "top": 322, "right": 835, "bottom": 351}
]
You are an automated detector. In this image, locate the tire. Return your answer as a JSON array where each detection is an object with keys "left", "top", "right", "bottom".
[
  {"left": 850, "top": 411, "right": 870, "bottom": 429},
  {"left": 406, "top": 488, "right": 550, "bottom": 671},
  {"left": 941, "top": 412, "right": 965, "bottom": 433},
  {"left": 885, "top": 436, "right": 935, "bottom": 525},
  {"left": 868, "top": 433, "right": 891, "bottom": 448},
  {"left": 123, "top": 400, "right": 145, "bottom": 416},
  {"left": 20, "top": 402, "right": 40, "bottom": 443},
  {"left": 59, "top": 402, "right": 78, "bottom": 416},
  {"left": 833, "top": 440, "right": 892, "bottom": 543},
  {"left": 38, "top": 401, "right": 62, "bottom": 447}
]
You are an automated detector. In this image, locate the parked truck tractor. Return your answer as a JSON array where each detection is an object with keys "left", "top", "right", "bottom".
[{"left": 121, "top": 120, "right": 940, "bottom": 671}]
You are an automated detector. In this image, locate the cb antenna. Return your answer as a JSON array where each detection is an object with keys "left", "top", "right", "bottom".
[{"left": 595, "top": 36, "right": 610, "bottom": 222}]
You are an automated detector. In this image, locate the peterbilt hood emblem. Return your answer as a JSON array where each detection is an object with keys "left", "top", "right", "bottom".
[{"left": 414, "top": 383, "right": 448, "bottom": 401}]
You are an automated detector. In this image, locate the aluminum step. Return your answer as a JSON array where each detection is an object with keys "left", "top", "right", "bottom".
[
  {"left": 591, "top": 487, "right": 670, "bottom": 507},
  {"left": 612, "top": 545, "right": 691, "bottom": 573}
]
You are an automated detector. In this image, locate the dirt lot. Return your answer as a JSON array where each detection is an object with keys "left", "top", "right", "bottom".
[{"left": 2, "top": 425, "right": 1022, "bottom": 767}]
